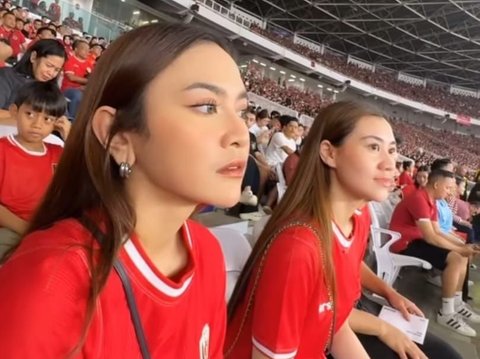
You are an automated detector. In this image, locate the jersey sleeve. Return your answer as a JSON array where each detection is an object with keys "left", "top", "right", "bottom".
[
  {"left": 408, "top": 193, "right": 435, "bottom": 222},
  {"left": 251, "top": 228, "right": 320, "bottom": 358},
  {"left": 0, "top": 237, "right": 91, "bottom": 358}
]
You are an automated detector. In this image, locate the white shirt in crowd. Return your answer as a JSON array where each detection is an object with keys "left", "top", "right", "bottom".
[
  {"left": 265, "top": 132, "right": 296, "bottom": 167},
  {"left": 249, "top": 123, "right": 268, "bottom": 137}
]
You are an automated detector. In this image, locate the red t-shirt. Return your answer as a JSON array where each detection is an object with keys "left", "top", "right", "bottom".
[
  {"left": 0, "top": 135, "right": 62, "bottom": 221},
  {"left": 389, "top": 188, "right": 438, "bottom": 252},
  {"left": 61, "top": 55, "right": 90, "bottom": 90},
  {"left": 226, "top": 208, "right": 371, "bottom": 359},
  {"left": 0, "top": 26, "right": 25, "bottom": 56},
  {"left": 0, "top": 218, "right": 226, "bottom": 358},
  {"left": 399, "top": 171, "right": 414, "bottom": 187}
]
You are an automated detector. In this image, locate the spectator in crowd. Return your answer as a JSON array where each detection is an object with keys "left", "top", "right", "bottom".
[
  {"left": 0, "top": 23, "right": 249, "bottom": 358},
  {"left": 249, "top": 108, "right": 269, "bottom": 137},
  {"left": 61, "top": 39, "right": 90, "bottom": 118},
  {"left": 0, "top": 11, "right": 25, "bottom": 58},
  {"left": 265, "top": 114, "right": 298, "bottom": 167},
  {"left": 0, "top": 38, "right": 12, "bottom": 67},
  {"left": 0, "top": 39, "right": 66, "bottom": 111},
  {"left": 399, "top": 160, "right": 414, "bottom": 187},
  {"left": 448, "top": 176, "right": 475, "bottom": 242},
  {"left": 86, "top": 43, "right": 104, "bottom": 71},
  {"left": 389, "top": 169, "right": 480, "bottom": 336},
  {"left": 47, "top": 0, "right": 61, "bottom": 23},
  {"left": 35, "top": 26, "right": 56, "bottom": 40},
  {"left": 0, "top": 81, "right": 68, "bottom": 258}
]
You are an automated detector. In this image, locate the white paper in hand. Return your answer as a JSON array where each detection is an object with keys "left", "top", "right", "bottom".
[{"left": 378, "top": 305, "right": 429, "bottom": 344}]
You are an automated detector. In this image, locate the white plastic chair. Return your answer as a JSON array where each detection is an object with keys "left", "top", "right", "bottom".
[
  {"left": 250, "top": 214, "right": 271, "bottom": 247},
  {"left": 275, "top": 163, "right": 287, "bottom": 201},
  {"left": 209, "top": 227, "right": 252, "bottom": 301},
  {"left": 368, "top": 202, "right": 432, "bottom": 287}
]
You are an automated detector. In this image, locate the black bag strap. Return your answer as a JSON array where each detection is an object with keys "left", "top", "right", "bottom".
[{"left": 79, "top": 216, "right": 151, "bottom": 359}]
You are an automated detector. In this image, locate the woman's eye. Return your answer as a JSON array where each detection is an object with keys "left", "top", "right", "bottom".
[
  {"left": 368, "top": 144, "right": 380, "bottom": 151},
  {"left": 195, "top": 104, "right": 217, "bottom": 114}
]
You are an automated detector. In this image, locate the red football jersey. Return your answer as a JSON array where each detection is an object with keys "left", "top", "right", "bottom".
[
  {"left": 0, "top": 27, "right": 25, "bottom": 56},
  {"left": 390, "top": 188, "right": 438, "bottom": 252},
  {"left": 226, "top": 207, "right": 371, "bottom": 359},
  {"left": 0, "top": 218, "right": 226, "bottom": 358},
  {"left": 61, "top": 55, "right": 90, "bottom": 90},
  {"left": 0, "top": 135, "right": 62, "bottom": 221}
]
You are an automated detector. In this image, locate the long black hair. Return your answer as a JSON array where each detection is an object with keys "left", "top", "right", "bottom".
[{"left": 14, "top": 39, "right": 67, "bottom": 79}]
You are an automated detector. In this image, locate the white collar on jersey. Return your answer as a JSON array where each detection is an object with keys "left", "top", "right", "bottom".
[
  {"left": 332, "top": 209, "right": 362, "bottom": 249},
  {"left": 8, "top": 134, "right": 46, "bottom": 156},
  {"left": 123, "top": 222, "right": 194, "bottom": 298}
]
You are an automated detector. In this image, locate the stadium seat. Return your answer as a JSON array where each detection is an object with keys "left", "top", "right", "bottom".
[
  {"left": 368, "top": 201, "right": 432, "bottom": 288},
  {"left": 275, "top": 163, "right": 287, "bottom": 202},
  {"left": 208, "top": 227, "right": 252, "bottom": 301}
]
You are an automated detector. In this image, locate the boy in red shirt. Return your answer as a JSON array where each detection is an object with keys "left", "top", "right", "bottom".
[
  {"left": 61, "top": 38, "right": 89, "bottom": 118},
  {"left": 0, "top": 81, "right": 69, "bottom": 259}
]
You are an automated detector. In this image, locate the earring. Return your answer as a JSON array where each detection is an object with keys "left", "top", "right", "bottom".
[{"left": 119, "top": 162, "right": 132, "bottom": 179}]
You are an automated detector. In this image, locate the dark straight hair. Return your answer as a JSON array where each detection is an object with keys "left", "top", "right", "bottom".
[
  {"left": 13, "top": 81, "right": 67, "bottom": 117},
  {"left": 14, "top": 39, "right": 67, "bottom": 78},
  {"left": 4, "top": 22, "right": 234, "bottom": 355}
]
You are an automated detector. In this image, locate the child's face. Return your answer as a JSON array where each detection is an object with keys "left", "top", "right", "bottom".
[{"left": 12, "top": 104, "right": 58, "bottom": 144}]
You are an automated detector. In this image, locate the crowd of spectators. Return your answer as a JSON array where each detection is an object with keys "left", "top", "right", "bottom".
[
  {"left": 250, "top": 24, "right": 480, "bottom": 119},
  {"left": 391, "top": 119, "right": 480, "bottom": 174},
  {"left": 242, "top": 62, "right": 480, "bottom": 174},
  {"left": 243, "top": 64, "right": 333, "bottom": 116}
]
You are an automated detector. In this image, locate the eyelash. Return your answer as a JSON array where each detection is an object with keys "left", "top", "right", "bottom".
[{"left": 191, "top": 99, "right": 218, "bottom": 114}]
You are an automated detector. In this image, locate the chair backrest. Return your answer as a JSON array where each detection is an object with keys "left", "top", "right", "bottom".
[
  {"left": 208, "top": 227, "right": 252, "bottom": 301},
  {"left": 370, "top": 201, "right": 394, "bottom": 230},
  {"left": 275, "top": 163, "right": 287, "bottom": 201},
  {"left": 251, "top": 214, "right": 271, "bottom": 247}
]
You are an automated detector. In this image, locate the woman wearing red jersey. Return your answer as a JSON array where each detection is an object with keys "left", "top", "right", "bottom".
[
  {"left": 0, "top": 23, "right": 249, "bottom": 358},
  {"left": 226, "top": 101, "right": 405, "bottom": 359}
]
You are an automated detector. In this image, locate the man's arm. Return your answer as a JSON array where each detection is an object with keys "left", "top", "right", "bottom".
[
  {"left": 64, "top": 72, "right": 88, "bottom": 85},
  {"left": 417, "top": 220, "right": 466, "bottom": 252}
]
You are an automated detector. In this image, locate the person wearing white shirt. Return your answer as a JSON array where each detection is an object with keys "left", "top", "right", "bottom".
[
  {"left": 265, "top": 115, "right": 299, "bottom": 167},
  {"left": 249, "top": 108, "right": 270, "bottom": 137}
]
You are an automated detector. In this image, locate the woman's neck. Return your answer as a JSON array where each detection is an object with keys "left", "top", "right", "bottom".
[
  {"left": 329, "top": 180, "right": 365, "bottom": 234},
  {"left": 127, "top": 177, "right": 196, "bottom": 268}
]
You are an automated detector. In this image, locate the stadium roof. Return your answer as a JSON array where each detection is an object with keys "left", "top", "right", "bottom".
[{"left": 233, "top": 0, "right": 480, "bottom": 89}]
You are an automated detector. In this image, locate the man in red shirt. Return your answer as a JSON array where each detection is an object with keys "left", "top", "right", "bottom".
[
  {"left": 390, "top": 169, "right": 480, "bottom": 337},
  {"left": 0, "top": 11, "right": 25, "bottom": 58},
  {"left": 62, "top": 39, "right": 90, "bottom": 118}
]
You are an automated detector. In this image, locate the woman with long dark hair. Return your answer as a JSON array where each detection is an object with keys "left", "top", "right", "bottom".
[
  {"left": 0, "top": 23, "right": 249, "bottom": 358},
  {"left": 226, "top": 101, "right": 410, "bottom": 358},
  {"left": 0, "top": 38, "right": 66, "bottom": 109}
]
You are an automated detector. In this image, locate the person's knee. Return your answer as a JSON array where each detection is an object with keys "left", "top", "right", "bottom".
[{"left": 446, "top": 251, "right": 467, "bottom": 269}]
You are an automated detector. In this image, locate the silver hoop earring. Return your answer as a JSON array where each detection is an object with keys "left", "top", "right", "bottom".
[{"left": 119, "top": 162, "right": 132, "bottom": 178}]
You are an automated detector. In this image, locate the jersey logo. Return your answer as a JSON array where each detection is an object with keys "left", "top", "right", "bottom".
[
  {"left": 319, "top": 301, "right": 333, "bottom": 313},
  {"left": 199, "top": 324, "right": 210, "bottom": 359}
]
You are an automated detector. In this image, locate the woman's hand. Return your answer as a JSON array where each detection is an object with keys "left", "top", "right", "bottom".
[
  {"left": 386, "top": 289, "right": 424, "bottom": 320},
  {"left": 378, "top": 322, "right": 428, "bottom": 359}
]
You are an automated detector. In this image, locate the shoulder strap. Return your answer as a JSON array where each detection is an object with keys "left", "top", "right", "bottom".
[{"left": 79, "top": 216, "right": 152, "bottom": 359}]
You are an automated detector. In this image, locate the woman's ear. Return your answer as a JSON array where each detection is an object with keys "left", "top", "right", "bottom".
[
  {"left": 91, "top": 106, "right": 136, "bottom": 166},
  {"left": 30, "top": 50, "right": 37, "bottom": 63},
  {"left": 319, "top": 139, "right": 337, "bottom": 168}
]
